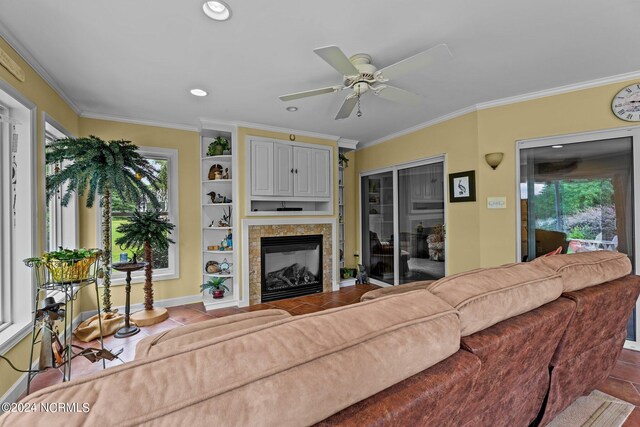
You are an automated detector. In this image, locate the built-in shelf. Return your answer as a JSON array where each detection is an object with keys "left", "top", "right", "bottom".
[
  {"left": 201, "top": 124, "right": 239, "bottom": 310},
  {"left": 202, "top": 155, "right": 232, "bottom": 161},
  {"left": 202, "top": 179, "right": 232, "bottom": 184}
]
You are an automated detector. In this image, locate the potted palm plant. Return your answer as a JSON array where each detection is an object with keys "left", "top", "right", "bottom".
[
  {"left": 201, "top": 277, "right": 230, "bottom": 299},
  {"left": 46, "top": 135, "right": 161, "bottom": 312},
  {"left": 115, "top": 210, "right": 175, "bottom": 325}
]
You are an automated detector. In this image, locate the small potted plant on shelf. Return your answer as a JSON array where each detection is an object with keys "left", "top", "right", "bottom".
[
  {"left": 39, "top": 247, "right": 102, "bottom": 283},
  {"left": 338, "top": 153, "right": 349, "bottom": 168},
  {"left": 201, "top": 277, "right": 230, "bottom": 299},
  {"left": 207, "top": 136, "right": 230, "bottom": 156}
]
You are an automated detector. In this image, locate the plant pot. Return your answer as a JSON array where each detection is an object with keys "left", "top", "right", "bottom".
[
  {"left": 212, "top": 289, "right": 225, "bottom": 299},
  {"left": 222, "top": 149, "right": 231, "bottom": 155},
  {"left": 210, "top": 145, "right": 224, "bottom": 156},
  {"left": 45, "top": 255, "right": 99, "bottom": 283}
]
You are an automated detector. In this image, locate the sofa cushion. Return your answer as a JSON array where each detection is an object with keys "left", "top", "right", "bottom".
[
  {"left": 360, "top": 280, "right": 435, "bottom": 302},
  {"left": 135, "top": 309, "right": 292, "bottom": 359},
  {"left": 1, "top": 291, "right": 461, "bottom": 427},
  {"left": 532, "top": 250, "right": 631, "bottom": 292},
  {"left": 427, "top": 262, "right": 563, "bottom": 336}
]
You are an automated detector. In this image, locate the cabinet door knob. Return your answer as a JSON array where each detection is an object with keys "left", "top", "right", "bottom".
[
  {"left": 291, "top": 168, "right": 294, "bottom": 173},
  {"left": 295, "top": 169, "right": 298, "bottom": 174}
]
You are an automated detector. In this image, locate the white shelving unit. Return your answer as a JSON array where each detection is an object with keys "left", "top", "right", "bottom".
[
  {"left": 200, "top": 123, "right": 239, "bottom": 309},
  {"left": 338, "top": 146, "right": 356, "bottom": 287}
]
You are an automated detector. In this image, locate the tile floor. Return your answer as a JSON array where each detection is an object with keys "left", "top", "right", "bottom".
[{"left": 20, "top": 283, "right": 640, "bottom": 426}]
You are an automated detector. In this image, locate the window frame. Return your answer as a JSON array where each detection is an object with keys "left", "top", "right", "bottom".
[
  {"left": 43, "top": 114, "right": 78, "bottom": 253},
  {"left": 0, "top": 81, "right": 37, "bottom": 354},
  {"left": 97, "top": 146, "right": 180, "bottom": 286}
]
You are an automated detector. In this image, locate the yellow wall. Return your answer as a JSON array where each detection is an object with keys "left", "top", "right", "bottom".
[
  {"left": 0, "top": 36, "right": 80, "bottom": 398},
  {"left": 352, "top": 80, "right": 639, "bottom": 272},
  {"left": 353, "top": 112, "right": 481, "bottom": 274},
  {"left": 77, "top": 118, "right": 201, "bottom": 310}
]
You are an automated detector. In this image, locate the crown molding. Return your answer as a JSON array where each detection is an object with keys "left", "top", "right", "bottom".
[
  {"left": 234, "top": 120, "right": 341, "bottom": 142},
  {"left": 359, "top": 69, "right": 640, "bottom": 150},
  {"left": 0, "top": 21, "right": 81, "bottom": 115},
  {"left": 476, "top": 69, "right": 640, "bottom": 110},
  {"left": 337, "top": 138, "right": 359, "bottom": 150},
  {"left": 81, "top": 111, "right": 199, "bottom": 132}
]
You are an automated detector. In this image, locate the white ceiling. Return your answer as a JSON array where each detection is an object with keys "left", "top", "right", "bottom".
[{"left": 1, "top": 0, "right": 640, "bottom": 143}]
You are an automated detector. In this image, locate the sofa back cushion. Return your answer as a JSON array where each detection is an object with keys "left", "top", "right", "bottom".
[
  {"left": 135, "top": 309, "right": 292, "bottom": 359},
  {"left": 1, "top": 291, "right": 461, "bottom": 427},
  {"left": 428, "top": 262, "right": 563, "bottom": 336},
  {"left": 532, "top": 251, "right": 631, "bottom": 292}
]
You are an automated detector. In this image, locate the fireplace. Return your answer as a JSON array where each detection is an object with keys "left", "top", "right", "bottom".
[{"left": 261, "top": 235, "right": 323, "bottom": 302}]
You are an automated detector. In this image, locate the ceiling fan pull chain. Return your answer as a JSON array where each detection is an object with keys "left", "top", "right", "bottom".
[{"left": 356, "top": 85, "right": 362, "bottom": 118}]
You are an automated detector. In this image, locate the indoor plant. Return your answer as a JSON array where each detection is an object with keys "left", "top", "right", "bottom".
[
  {"left": 45, "top": 135, "right": 161, "bottom": 312},
  {"left": 201, "top": 277, "right": 230, "bottom": 299},
  {"left": 115, "top": 210, "right": 175, "bottom": 325},
  {"left": 338, "top": 153, "right": 349, "bottom": 168},
  {"left": 39, "top": 247, "right": 102, "bottom": 283},
  {"left": 207, "top": 136, "right": 230, "bottom": 156}
]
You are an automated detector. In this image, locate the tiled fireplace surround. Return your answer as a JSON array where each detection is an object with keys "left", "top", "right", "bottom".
[{"left": 243, "top": 219, "right": 337, "bottom": 306}]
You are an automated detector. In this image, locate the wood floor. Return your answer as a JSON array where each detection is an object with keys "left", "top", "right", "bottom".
[{"left": 21, "top": 283, "right": 640, "bottom": 426}]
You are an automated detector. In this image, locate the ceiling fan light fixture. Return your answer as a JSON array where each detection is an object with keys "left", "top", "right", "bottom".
[
  {"left": 286, "top": 106, "right": 298, "bottom": 112},
  {"left": 190, "top": 88, "right": 208, "bottom": 97},
  {"left": 203, "top": 1, "right": 231, "bottom": 21}
]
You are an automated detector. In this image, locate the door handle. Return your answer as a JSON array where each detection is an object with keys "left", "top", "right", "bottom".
[
  {"left": 291, "top": 168, "right": 294, "bottom": 173},
  {"left": 295, "top": 169, "right": 298, "bottom": 174}
]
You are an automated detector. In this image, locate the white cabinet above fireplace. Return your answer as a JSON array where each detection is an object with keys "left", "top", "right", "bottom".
[{"left": 248, "top": 137, "right": 333, "bottom": 215}]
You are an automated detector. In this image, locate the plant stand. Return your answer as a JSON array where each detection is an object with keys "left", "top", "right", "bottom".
[
  {"left": 24, "top": 256, "right": 110, "bottom": 395},
  {"left": 112, "top": 262, "right": 145, "bottom": 338}
]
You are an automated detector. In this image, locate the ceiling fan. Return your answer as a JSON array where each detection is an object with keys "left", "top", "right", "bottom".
[{"left": 279, "top": 44, "right": 452, "bottom": 120}]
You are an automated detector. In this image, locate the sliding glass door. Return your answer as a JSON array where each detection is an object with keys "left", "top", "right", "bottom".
[
  {"left": 361, "top": 158, "right": 445, "bottom": 286},
  {"left": 518, "top": 130, "right": 640, "bottom": 346}
]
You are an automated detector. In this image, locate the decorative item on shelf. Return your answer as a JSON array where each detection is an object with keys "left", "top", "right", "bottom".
[
  {"left": 46, "top": 135, "right": 162, "bottom": 313},
  {"left": 201, "top": 277, "right": 230, "bottom": 299},
  {"left": 219, "top": 258, "right": 233, "bottom": 275},
  {"left": 218, "top": 206, "right": 232, "bottom": 227},
  {"left": 226, "top": 229, "right": 233, "bottom": 249},
  {"left": 338, "top": 153, "right": 349, "bottom": 168},
  {"left": 114, "top": 210, "right": 175, "bottom": 326},
  {"left": 207, "top": 245, "right": 216, "bottom": 251},
  {"left": 220, "top": 238, "right": 229, "bottom": 251},
  {"left": 206, "top": 191, "right": 232, "bottom": 204},
  {"left": 208, "top": 164, "right": 224, "bottom": 180},
  {"left": 222, "top": 168, "right": 230, "bottom": 180},
  {"left": 207, "top": 136, "right": 230, "bottom": 156},
  {"left": 448, "top": 170, "right": 476, "bottom": 203},
  {"left": 355, "top": 264, "right": 368, "bottom": 284},
  {"left": 485, "top": 152, "right": 504, "bottom": 170},
  {"left": 427, "top": 224, "right": 446, "bottom": 261},
  {"left": 40, "top": 247, "right": 102, "bottom": 283},
  {"left": 206, "top": 260, "right": 221, "bottom": 274}
]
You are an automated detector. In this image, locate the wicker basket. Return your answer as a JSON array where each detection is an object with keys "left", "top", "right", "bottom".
[{"left": 45, "top": 254, "right": 100, "bottom": 283}]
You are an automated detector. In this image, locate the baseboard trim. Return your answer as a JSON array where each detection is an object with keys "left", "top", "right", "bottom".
[{"left": 79, "top": 293, "right": 202, "bottom": 321}]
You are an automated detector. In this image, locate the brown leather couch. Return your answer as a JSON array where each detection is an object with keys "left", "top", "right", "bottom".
[{"left": 2, "top": 251, "right": 637, "bottom": 427}]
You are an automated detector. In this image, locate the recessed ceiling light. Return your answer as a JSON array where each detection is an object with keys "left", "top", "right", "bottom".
[
  {"left": 190, "top": 89, "right": 208, "bottom": 97},
  {"left": 203, "top": 1, "right": 231, "bottom": 21},
  {"left": 286, "top": 106, "right": 298, "bottom": 112},
  {"left": 551, "top": 145, "right": 563, "bottom": 149}
]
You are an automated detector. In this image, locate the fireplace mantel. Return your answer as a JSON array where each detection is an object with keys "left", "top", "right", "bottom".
[{"left": 241, "top": 218, "right": 338, "bottom": 307}]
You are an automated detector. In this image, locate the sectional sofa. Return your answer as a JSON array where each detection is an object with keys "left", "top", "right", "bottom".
[{"left": 1, "top": 251, "right": 637, "bottom": 427}]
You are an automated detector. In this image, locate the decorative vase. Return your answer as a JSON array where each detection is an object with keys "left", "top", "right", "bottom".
[{"left": 212, "top": 289, "right": 224, "bottom": 299}]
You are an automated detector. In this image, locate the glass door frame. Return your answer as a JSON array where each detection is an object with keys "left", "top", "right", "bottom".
[
  {"left": 515, "top": 125, "right": 640, "bottom": 349},
  {"left": 359, "top": 155, "right": 447, "bottom": 287}
]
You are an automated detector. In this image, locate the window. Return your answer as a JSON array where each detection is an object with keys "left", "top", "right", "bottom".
[
  {"left": 100, "top": 146, "right": 179, "bottom": 284},
  {"left": 0, "top": 85, "right": 36, "bottom": 351},
  {"left": 44, "top": 119, "right": 78, "bottom": 252}
]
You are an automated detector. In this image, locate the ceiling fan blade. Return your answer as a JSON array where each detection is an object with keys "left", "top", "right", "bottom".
[
  {"left": 279, "top": 85, "right": 343, "bottom": 102},
  {"left": 335, "top": 95, "right": 358, "bottom": 120},
  {"left": 314, "top": 46, "right": 360, "bottom": 77},
  {"left": 377, "top": 44, "right": 452, "bottom": 81},
  {"left": 374, "top": 85, "right": 423, "bottom": 107}
]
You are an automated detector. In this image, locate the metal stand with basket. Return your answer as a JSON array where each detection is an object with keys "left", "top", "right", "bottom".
[{"left": 24, "top": 251, "right": 119, "bottom": 394}]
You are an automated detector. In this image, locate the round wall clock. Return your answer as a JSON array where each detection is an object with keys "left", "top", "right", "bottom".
[{"left": 612, "top": 83, "right": 640, "bottom": 122}]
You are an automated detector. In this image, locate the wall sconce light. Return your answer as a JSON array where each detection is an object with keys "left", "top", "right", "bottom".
[{"left": 485, "top": 152, "right": 504, "bottom": 170}]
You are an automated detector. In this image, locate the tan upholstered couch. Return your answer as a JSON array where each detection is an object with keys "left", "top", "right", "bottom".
[{"left": 1, "top": 251, "right": 637, "bottom": 427}]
